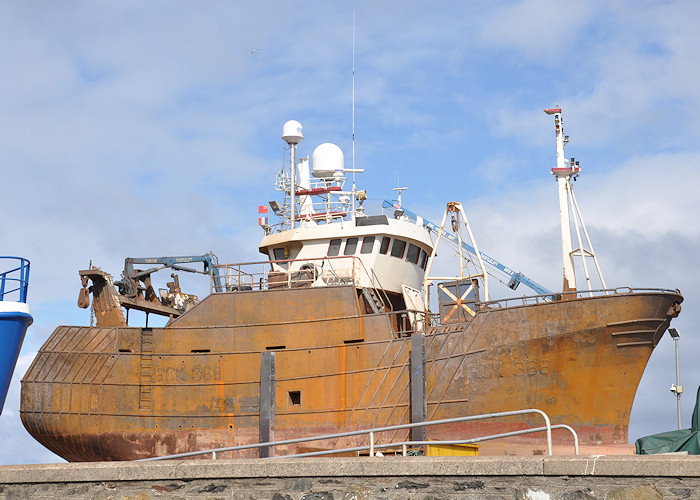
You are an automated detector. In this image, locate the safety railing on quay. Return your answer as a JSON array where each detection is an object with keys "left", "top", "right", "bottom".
[
  {"left": 0, "top": 256, "right": 30, "bottom": 303},
  {"left": 290, "top": 424, "right": 580, "bottom": 459},
  {"left": 139, "top": 408, "right": 579, "bottom": 462}
]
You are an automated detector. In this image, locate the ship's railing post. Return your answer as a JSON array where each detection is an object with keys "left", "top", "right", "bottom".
[{"left": 540, "top": 409, "right": 552, "bottom": 456}]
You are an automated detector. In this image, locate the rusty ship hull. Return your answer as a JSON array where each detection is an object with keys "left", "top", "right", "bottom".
[{"left": 20, "top": 284, "right": 682, "bottom": 461}]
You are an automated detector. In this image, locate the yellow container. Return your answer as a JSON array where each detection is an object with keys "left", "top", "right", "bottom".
[{"left": 426, "top": 443, "right": 480, "bottom": 456}]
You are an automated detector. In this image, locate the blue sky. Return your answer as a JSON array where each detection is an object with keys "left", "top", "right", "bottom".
[{"left": 1, "top": 1, "right": 699, "bottom": 464}]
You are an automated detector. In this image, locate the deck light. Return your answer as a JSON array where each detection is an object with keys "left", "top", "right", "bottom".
[
  {"left": 269, "top": 201, "right": 282, "bottom": 215},
  {"left": 668, "top": 328, "right": 683, "bottom": 430}
]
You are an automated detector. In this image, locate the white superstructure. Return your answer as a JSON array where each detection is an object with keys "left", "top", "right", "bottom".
[{"left": 258, "top": 121, "right": 434, "bottom": 298}]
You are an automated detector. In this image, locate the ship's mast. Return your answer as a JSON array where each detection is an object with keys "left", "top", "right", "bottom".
[
  {"left": 282, "top": 120, "right": 304, "bottom": 230},
  {"left": 546, "top": 108, "right": 577, "bottom": 292},
  {"left": 545, "top": 108, "right": 607, "bottom": 295}
]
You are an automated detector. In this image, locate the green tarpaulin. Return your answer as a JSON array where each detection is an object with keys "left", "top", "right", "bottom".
[{"left": 635, "top": 385, "right": 700, "bottom": 455}]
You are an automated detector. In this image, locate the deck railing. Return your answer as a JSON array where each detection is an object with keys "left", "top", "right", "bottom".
[
  {"left": 139, "top": 408, "right": 579, "bottom": 461},
  {"left": 0, "top": 257, "right": 30, "bottom": 303},
  {"left": 212, "top": 256, "right": 391, "bottom": 310},
  {"left": 478, "top": 286, "right": 682, "bottom": 310}
]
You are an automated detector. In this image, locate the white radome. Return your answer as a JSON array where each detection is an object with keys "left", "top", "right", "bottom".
[
  {"left": 282, "top": 120, "right": 303, "bottom": 144},
  {"left": 312, "top": 143, "right": 344, "bottom": 178}
]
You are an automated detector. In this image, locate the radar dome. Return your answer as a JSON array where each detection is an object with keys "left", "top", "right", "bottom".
[
  {"left": 282, "top": 120, "right": 303, "bottom": 144},
  {"left": 312, "top": 143, "right": 344, "bottom": 178}
]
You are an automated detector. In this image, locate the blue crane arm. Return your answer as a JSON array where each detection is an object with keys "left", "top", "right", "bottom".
[
  {"left": 382, "top": 200, "right": 554, "bottom": 297},
  {"left": 124, "top": 253, "right": 224, "bottom": 292}
]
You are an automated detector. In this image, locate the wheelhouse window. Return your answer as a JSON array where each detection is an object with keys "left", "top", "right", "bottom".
[
  {"left": 273, "top": 248, "right": 286, "bottom": 261},
  {"left": 344, "top": 237, "right": 358, "bottom": 255},
  {"left": 379, "top": 236, "right": 391, "bottom": 255},
  {"left": 419, "top": 249, "right": 429, "bottom": 270},
  {"left": 360, "top": 236, "right": 375, "bottom": 254},
  {"left": 390, "top": 239, "right": 406, "bottom": 258},
  {"left": 406, "top": 244, "right": 420, "bottom": 264},
  {"left": 327, "top": 239, "right": 342, "bottom": 256}
]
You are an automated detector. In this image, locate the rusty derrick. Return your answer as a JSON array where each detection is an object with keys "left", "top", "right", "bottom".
[{"left": 20, "top": 278, "right": 682, "bottom": 461}]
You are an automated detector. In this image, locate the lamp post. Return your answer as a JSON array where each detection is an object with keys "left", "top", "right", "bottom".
[{"left": 668, "top": 328, "right": 682, "bottom": 430}]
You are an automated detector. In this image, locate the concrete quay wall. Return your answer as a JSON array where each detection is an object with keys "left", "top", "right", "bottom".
[{"left": 0, "top": 455, "right": 699, "bottom": 499}]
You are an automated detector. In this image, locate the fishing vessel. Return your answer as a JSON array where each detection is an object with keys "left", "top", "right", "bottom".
[
  {"left": 20, "top": 112, "right": 682, "bottom": 460},
  {"left": 0, "top": 257, "right": 32, "bottom": 415}
]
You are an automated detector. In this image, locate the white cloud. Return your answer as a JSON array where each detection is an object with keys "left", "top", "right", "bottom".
[{"left": 475, "top": 0, "right": 597, "bottom": 59}]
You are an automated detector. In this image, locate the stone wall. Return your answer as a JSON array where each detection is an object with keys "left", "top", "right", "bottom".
[{"left": 0, "top": 455, "right": 698, "bottom": 499}]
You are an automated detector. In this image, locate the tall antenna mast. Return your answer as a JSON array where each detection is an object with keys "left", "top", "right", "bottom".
[
  {"left": 351, "top": 10, "right": 356, "bottom": 215},
  {"left": 393, "top": 178, "right": 408, "bottom": 206}
]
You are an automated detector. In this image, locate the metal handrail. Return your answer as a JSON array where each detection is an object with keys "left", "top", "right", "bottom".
[
  {"left": 478, "top": 286, "right": 682, "bottom": 310},
  {"left": 0, "top": 256, "right": 30, "bottom": 303},
  {"left": 368, "top": 268, "right": 393, "bottom": 312},
  {"left": 290, "top": 424, "right": 580, "bottom": 458},
  {"left": 139, "top": 408, "right": 579, "bottom": 461},
  {"left": 212, "top": 256, "right": 393, "bottom": 312}
]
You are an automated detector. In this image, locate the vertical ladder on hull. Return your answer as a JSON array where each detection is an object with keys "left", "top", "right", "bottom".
[
  {"left": 139, "top": 328, "right": 154, "bottom": 410},
  {"left": 361, "top": 287, "right": 384, "bottom": 314}
]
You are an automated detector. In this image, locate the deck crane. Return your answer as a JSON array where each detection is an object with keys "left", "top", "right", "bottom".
[
  {"left": 119, "top": 253, "right": 225, "bottom": 295},
  {"left": 382, "top": 200, "right": 555, "bottom": 299},
  {"left": 77, "top": 253, "right": 225, "bottom": 328}
]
